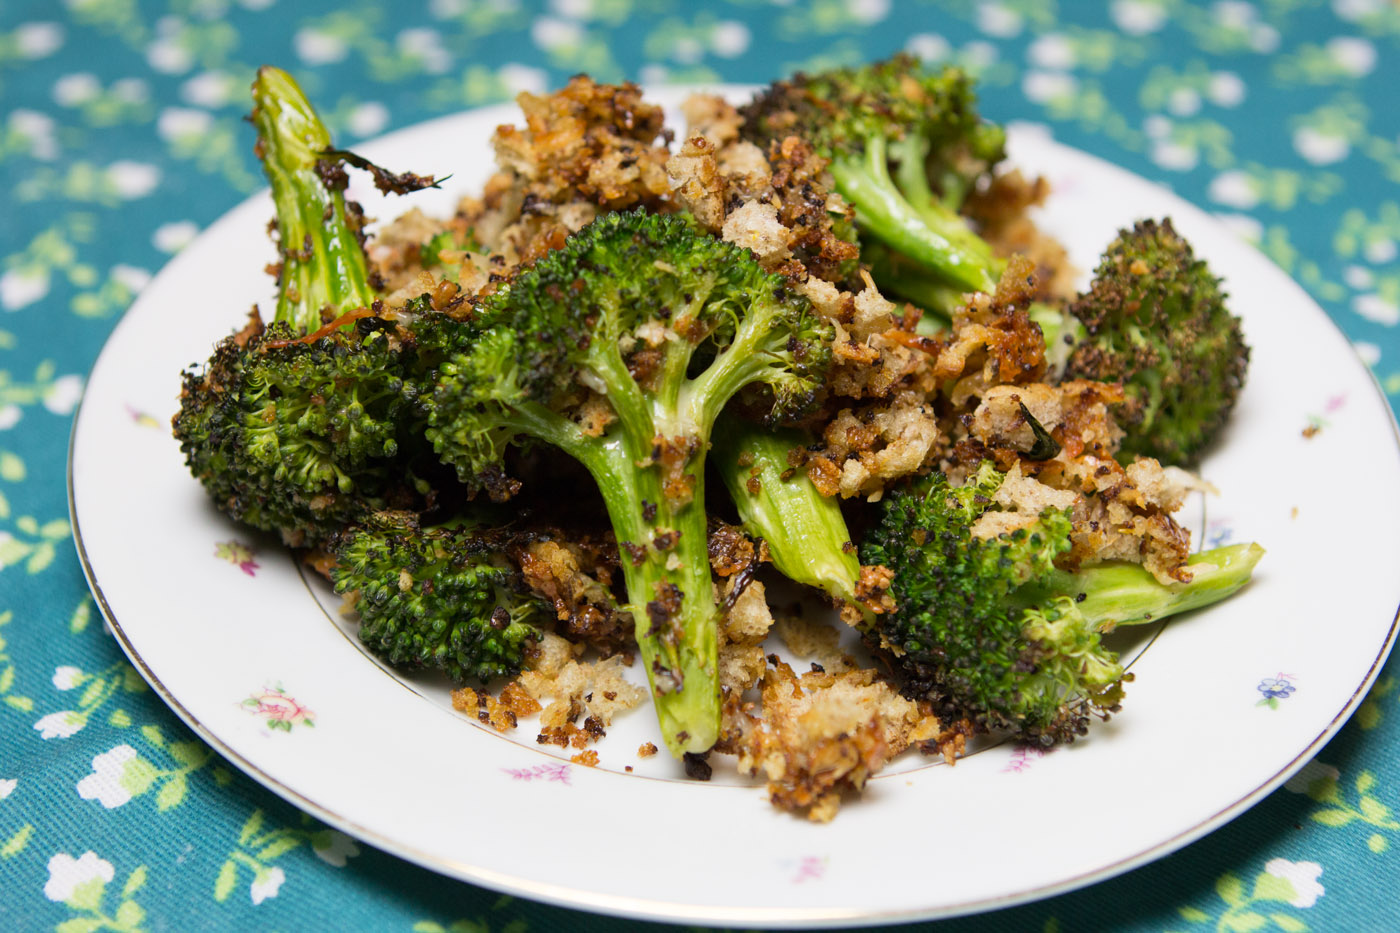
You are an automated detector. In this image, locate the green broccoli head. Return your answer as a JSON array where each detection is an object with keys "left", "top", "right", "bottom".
[
  {"left": 413, "top": 209, "right": 833, "bottom": 756},
  {"left": 862, "top": 461, "right": 1263, "bottom": 744},
  {"left": 861, "top": 463, "right": 1121, "bottom": 743},
  {"left": 419, "top": 209, "right": 834, "bottom": 492},
  {"left": 331, "top": 512, "right": 546, "bottom": 683},
  {"left": 173, "top": 314, "right": 428, "bottom": 547},
  {"left": 1064, "top": 218, "right": 1249, "bottom": 466},
  {"left": 741, "top": 54, "right": 1004, "bottom": 202},
  {"left": 175, "top": 67, "right": 450, "bottom": 546},
  {"left": 740, "top": 54, "right": 1004, "bottom": 298},
  {"left": 418, "top": 228, "right": 483, "bottom": 282}
]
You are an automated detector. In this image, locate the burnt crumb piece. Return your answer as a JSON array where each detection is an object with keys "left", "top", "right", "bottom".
[
  {"left": 708, "top": 522, "right": 758, "bottom": 577},
  {"left": 321, "top": 148, "right": 443, "bottom": 195},
  {"left": 645, "top": 582, "right": 683, "bottom": 638},
  {"left": 683, "top": 751, "right": 713, "bottom": 781},
  {"left": 638, "top": 742, "right": 658, "bottom": 758},
  {"left": 449, "top": 687, "right": 519, "bottom": 733}
]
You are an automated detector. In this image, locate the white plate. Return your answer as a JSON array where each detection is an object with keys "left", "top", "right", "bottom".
[{"left": 70, "top": 88, "right": 1400, "bottom": 926}]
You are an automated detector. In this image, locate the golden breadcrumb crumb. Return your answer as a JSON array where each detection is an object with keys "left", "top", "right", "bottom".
[
  {"left": 725, "top": 660, "right": 944, "bottom": 822},
  {"left": 518, "top": 652, "right": 646, "bottom": 749}
]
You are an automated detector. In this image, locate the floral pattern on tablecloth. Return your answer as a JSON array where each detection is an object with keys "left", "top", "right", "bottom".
[{"left": 1, "top": 1, "right": 1398, "bottom": 930}]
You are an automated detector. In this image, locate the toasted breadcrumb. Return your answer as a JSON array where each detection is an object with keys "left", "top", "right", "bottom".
[
  {"left": 680, "top": 93, "right": 744, "bottom": 149},
  {"left": 366, "top": 207, "right": 448, "bottom": 293},
  {"left": 666, "top": 137, "right": 726, "bottom": 232},
  {"left": 717, "top": 577, "right": 775, "bottom": 693},
  {"left": 965, "top": 170, "right": 1078, "bottom": 304},
  {"left": 807, "top": 390, "right": 943, "bottom": 500},
  {"left": 934, "top": 256, "right": 1048, "bottom": 407},
  {"left": 500, "top": 681, "right": 543, "bottom": 718},
  {"left": 726, "top": 660, "right": 943, "bottom": 822},
  {"left": 772, "top": 614, "right": 854, "bottom": 674},
  {"left": 516, "top": 538, "right": 630, "bottom": 654},
  {"left": 957, "top": 393, "right": 1198, "bottom": 584},
  {"left": 525, "top": 632, "right": 584, "bottom": 678},
  {"left": 519, "top": 652, "right": 646, "bottom": 749},
  {"left": 721, "top": 200, "right": 793, "bottom": 265},
  {"left": 451, "top": 686, "right": 522, "bottom": 733}
]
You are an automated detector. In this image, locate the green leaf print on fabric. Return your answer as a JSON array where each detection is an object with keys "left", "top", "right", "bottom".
[
  {"left": 1171, "top": 859, "right": 1323, "bottom": 932},
  {"left": 214, "top": 809, "right": 359, "bottom": 905},
  {"left": 75, "top": 725, "right": 219, "bottom": 812},
  {"left": 1, "top": 822, "right": 34, "bottom": 859},
  {"left": 1356, "top": 676, "right": 1395, "bottom": 731},
  {"left": 34, "top": 659, "right": 145, "bottom": 740},
  {"left": 0, "top": 610, "right": 35, "bottom": 714},
  {"left": 43, "top": 851, "right": 149, "bottom": 933},
  {"left": 1287, "top": 760, "right": 1400, "bottom": 846},
  {"left": 158, "top": 110, "right": 259, "bottom": 192}
]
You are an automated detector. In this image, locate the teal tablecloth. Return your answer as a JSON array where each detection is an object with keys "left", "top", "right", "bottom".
[{"left": 3, "top": 1, "right": 1398, "bottom": 929}]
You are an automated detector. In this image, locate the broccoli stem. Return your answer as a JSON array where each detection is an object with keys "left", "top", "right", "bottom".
[
  {"left": 830, "top": 134, "right": 998, "bottom": 294},
  {"left": 582, "top": 443, "right": 719, "bottom": 756},
  {"left": 1013, "top": 542, "right": 1265, "bottom": 632},
  {"left": 887, "top": 134, "right": 999, "bottom": 270},
  {"left": 250, "top": 66, "right": 375, "bottom": 333},
  {"left": 483, "top": 398, "right": 721, "bottom": 756},
  {"left": 712, "top": 419, "right": 861, "bottom": 604}
]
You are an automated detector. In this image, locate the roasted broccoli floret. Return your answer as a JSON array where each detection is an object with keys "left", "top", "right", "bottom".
[
  {"left": 860, "top": 463, "right": 1263, "bottom": 744},
  {"left": 415, "top": 210, "right": 833, "bottom": 755},
  {"left": 174, "top": 69, "right": 442, "bottom": 546},
  {"left": 174, "top": 312, "right": 434, "bottom": 546},
  {"left": 712, "top": 419, "right": 860, "bottom": 606},
  {"left": 1063, "top": 218, "right": 1249, "bottom": 466},
  {"left": 331, "top": 512, "right": 547, "bottom": 683},
  {"left": 741, "top": 54, "right": 1005, "bottom": 301}
]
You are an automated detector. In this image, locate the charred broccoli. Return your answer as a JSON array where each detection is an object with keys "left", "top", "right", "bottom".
[
  {"left": 173, "top": 312, "right": 432, "bottom": 546},
  {"left": 860, "top": 463, "right": 1263, "bottom": 744},
  {"left": 1063, "top": 218, "right": 1249, "bottom": 466},
  {"left": 173, "top": 67, "right": 440, "bottom": 546},
  {"left": 415, "top": 209, "right": 833, "bottom": 755},
  {"left": 741, "top": 55, "right": 1005, "bottom": 301},
  {"left": 331, "top": 512, "right": 547, "bottom": 683}
]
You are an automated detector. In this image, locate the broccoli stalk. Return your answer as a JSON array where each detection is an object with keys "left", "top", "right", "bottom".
[
  {"left": 251, "top": 66, "right": 376, "bottom": 333},
  {"left": 712, "top": 419, "right": 860, "bottom": 605},
  {"left": 861, "top": 463, "right": 1263, "bottom": 743},
  {"left": 331, "top": 512, "right": 547, "bottom": 683},
  {"left": 418, "top": 211, "right": 832, "bottom": 755},
  {"left": 741, "top": 55, "right": 1006, "bottom": 302},
  {"left": 174, "top": 68, "right": 440, "bottom": 547},
  {"left": 829, "top": 132, "right": 1000, "bottom": 294},
  {"left": 1012, "top": 544, "right": 1264, "bottom": 632}
]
